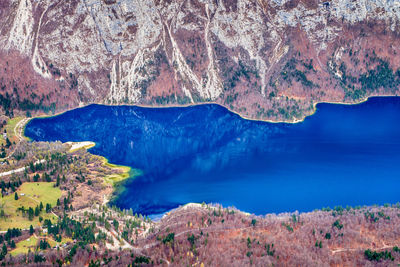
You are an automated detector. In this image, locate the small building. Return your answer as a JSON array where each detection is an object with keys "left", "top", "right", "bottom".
[{"left": 20, "top": 193, "right": 25, "bottom": 196}]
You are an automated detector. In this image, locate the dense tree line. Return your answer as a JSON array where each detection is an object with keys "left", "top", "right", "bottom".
[
  {"left": 0, "top": 92, "right": 56, "bottom": 117},
  {"left": 0, "top": 228, "right": 22, "bottom": 260},
  {"left": 0, "top": 179, "right": 22, "bottom": 195},
  {"left": 44, "top": 216, "right": 96, "bottom": 246},
  {"left": 16, "top": 201, "right": 52, "bottom": 221},
  {"left": 364, "top": 249, "right": 394, "bottom": 261}
]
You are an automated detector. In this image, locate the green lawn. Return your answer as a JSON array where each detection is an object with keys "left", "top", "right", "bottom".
[
  {"left": 0, "top": 182, "right": 61, "bottom": 230},
  {"left": 10, "top": 236, "right": 38, "bottom": 256},
  {"left": 0, "top": 117, "right": 24, "bottom": 145},
  {"left": 101, "top": 157, "right": 136, "bottom": 186},
  {"left": 10, "top": 235, "right": 72, "bottom": 256},
  {"left": 47, "top": 236, "right": 72, "bottom": 248},
  {"left": 15, "top": 182, "right": 61, "bottom": 206}
]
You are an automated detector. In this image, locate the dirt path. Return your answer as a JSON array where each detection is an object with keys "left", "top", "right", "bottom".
[
  {"left": 15, "top": 118, "right": 28, "bottom": 140},
  {"left": 4, "top": 118, "right": 30, "bottom": 160},
  {"left": 0, "top": 141, "right": 93, "bottom": 178}
]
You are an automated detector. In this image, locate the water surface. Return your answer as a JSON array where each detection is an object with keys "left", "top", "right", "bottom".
[{"left": 25, "top": 97, "right": 400, "bottom": 215}]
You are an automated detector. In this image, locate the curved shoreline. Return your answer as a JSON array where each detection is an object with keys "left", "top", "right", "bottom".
[{"left": 26, "top": 94, "right": 399, "bottom": 126}]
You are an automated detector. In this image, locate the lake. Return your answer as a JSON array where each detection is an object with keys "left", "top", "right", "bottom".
[{"left": 25, "top": 97, "right": 400, "bottom": 216}]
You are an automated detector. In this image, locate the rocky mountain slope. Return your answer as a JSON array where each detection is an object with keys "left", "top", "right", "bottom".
[{"left": 1, "top": 0, "right": 400, "bottom": 121}]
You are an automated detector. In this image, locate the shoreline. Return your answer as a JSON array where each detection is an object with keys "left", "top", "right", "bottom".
[
  {"left": 66, "top": 141, "right": 95, "bottom": 152},
  {"left": 67, "top": 142, "right": 135, "bottom": 206},
  {"left": 96, "top": 154, "right": 143, "bottom": 205},
  {"left": 27, "top": 94, "right": 399, "bottom": 125}
]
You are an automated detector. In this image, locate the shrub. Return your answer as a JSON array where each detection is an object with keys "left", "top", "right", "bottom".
[
  {"left": 364, "top": 249, "right": 394, "bottom": 261},
  {"left": 332, "top": 220, "right": 343, "bottom": 230},
  {"left": 162, "top": 233, "right": 175, "bottom": 244},
  {"left": 325, "top": 233, "right": 331, "bottom": 240}
]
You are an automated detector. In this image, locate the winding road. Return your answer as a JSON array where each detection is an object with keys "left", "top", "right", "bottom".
[
  {"left": 0, "top": 141, "right": 94, "bottom": 178},
  {"left": 4, "top": 117, "right": 30, "bottom": 160},
  {"left": 0, "top": 159, "right": 46, "bottom": 178}
]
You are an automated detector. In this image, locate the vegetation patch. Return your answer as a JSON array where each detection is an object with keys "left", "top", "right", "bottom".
[
  {"left": 364, "top": 249, "right": 394, "bottom": 262},
  {"left": 10, "top": 233, "right": 72, "bottom": 256},
  {"left": 0, "top": 116, "right": 28, "bottom": 158},
  {"left": 9, "top": 236, "right": 38, "bottom": 256},
  {"left": 280, "top": 58, "right": 315, "bottom": 88},
  {"left": 100, "top": 157, "right": 136, "bottom": 187},
  {"left": 0, "top": 117, "right": 23, "bottom": 143},
  {"left": 0, "top": 182, "right": 61, "bottom": 230}
]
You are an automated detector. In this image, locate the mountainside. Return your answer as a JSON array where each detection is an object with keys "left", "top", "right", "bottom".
[{"left": 1, "top": 0, "right": 400, "bottom": 120}]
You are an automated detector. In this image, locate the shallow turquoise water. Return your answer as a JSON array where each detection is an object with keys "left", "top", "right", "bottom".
[{"left": 25, "top": 97, "right": 400, "bottom": 215}]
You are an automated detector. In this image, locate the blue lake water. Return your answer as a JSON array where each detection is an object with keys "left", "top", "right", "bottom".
[{"left": 25, "top": 97, "right": 400, "bottom": 215}]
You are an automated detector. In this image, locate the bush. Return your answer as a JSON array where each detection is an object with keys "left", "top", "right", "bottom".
[
  {"left": 325, "top": 233, "right": 331, "bottom": 239},
  {"left": 39, "top": 239, "right": 50, "bottom": 250},
  {"left": 162, "top": 233, "right": 175, "bottom": 244},
  {"left": 364, "top": 249, "right": 394, "bottom": 261},
  {"left": 133, "top": 256, "right": 150, "bottom": 265},
  {"left": 34, "top": 254, "right": 46, "bottom": 263},
  {"left": 332, "top": 220, "right": 343, "bottom": 230},
  {"left": 282, "top": 222, "right": 294, "bottom": 232}
]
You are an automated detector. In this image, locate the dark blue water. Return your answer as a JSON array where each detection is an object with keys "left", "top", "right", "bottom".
[{"left": 25, "top": 97, "right": 400, "bottom": 215}]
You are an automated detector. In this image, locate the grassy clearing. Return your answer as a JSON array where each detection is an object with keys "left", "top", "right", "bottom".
[
  {"left": 47, "top": 236, "right": 72, "bottom": 248},
  {"left": 10, "top": 235, "right": 72, "bottom": 256},
  {"left": 100, "top": 157, "right": 138, "bottom": 186},
  {"left": 0, "top": 182, "right": 61, "bottom": 230},
  {"left": 0, "top": 117, "right": 24, "bottom": 145},
  {"left": 17, "top": 182, "right": 61, "bottom": 206},
  {"left": 10, "top": 236, "right": 38, "bottom": 256}
]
